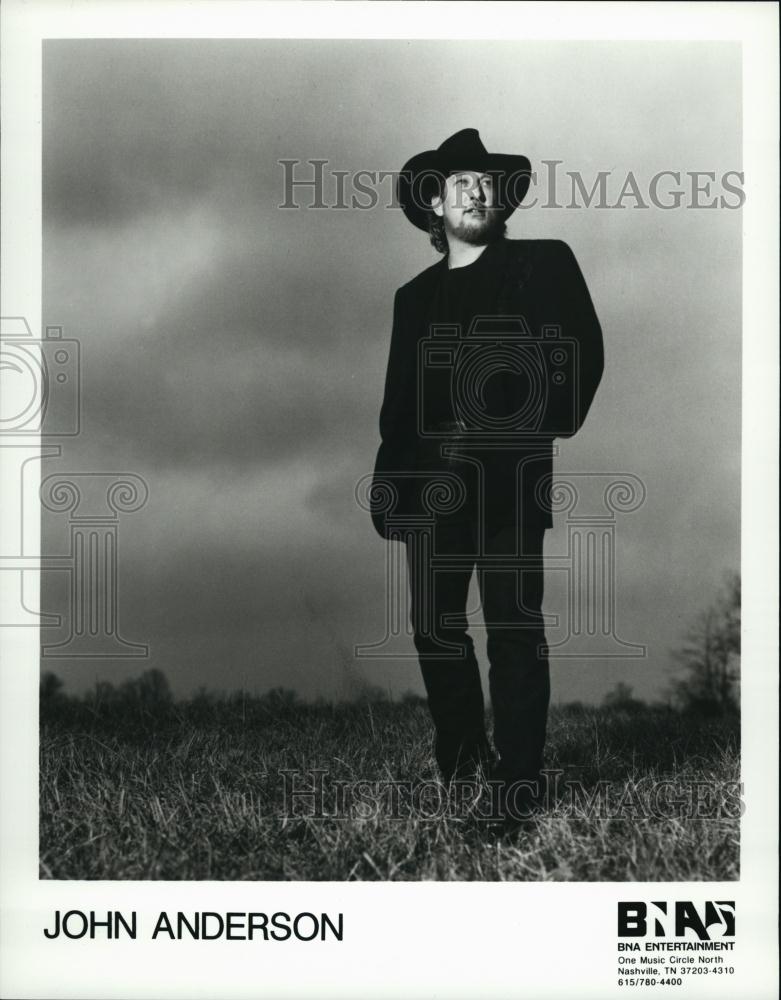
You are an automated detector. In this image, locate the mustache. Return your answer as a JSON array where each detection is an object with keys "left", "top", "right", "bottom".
[
  {"left": 460, "top": 197, "right": 501, "bottom": 212},
  {"left": 463, "top": 204, "right": 498, "bottom": 216}
]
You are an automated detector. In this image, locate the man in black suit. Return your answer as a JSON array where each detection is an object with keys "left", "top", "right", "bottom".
[{"left": 370, "top": 129, "right": 603, "bottom": 819}]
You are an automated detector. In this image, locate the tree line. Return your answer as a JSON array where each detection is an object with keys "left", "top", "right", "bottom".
[{"left": 41, "top": 572, "right": 740, "bottom": 718}]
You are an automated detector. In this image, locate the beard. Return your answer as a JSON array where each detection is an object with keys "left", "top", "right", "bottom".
[{"left": 447, "top": 209, "right": 506, "bottom": 246}]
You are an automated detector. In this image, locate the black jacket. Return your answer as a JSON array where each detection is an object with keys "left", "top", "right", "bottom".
[{"left": 370, "top": 238, "right": 604, "bottom": 539}]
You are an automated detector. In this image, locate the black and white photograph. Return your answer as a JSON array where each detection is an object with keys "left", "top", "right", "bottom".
[{"left": 1, "top": 2, "right": 778, "bottom": 998}]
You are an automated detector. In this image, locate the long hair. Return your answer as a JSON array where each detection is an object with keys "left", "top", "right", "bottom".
[{"left": 427, "top": 213, "right": 448, "bottom": 255}]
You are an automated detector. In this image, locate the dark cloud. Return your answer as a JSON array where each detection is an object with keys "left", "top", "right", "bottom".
[
  {"left": 44, "top": 41, "right": 237, "bottom": 226},
  {"left": 43, "top": 38, "right": 434, "bottom": 229},
  {"left": 78, "top": 336, "right": 378, "bottom": 472}
]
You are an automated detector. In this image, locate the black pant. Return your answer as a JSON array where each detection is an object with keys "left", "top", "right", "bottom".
[{"left": 406, "top": 513, "right": 550, "bottom": 784}]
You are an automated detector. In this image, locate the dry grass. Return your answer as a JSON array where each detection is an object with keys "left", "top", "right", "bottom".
[{"left": 40, "top": 691, "right": 740, "bottom": 881}]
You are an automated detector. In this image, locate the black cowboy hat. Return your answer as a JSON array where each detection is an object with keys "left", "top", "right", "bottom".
[{"left": 397, "top": 128, "right": 532, "bottom": 231}]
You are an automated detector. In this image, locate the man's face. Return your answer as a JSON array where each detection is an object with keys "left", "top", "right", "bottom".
[{"left": 431, "top": 170, "right": 504, "bottom": 246}]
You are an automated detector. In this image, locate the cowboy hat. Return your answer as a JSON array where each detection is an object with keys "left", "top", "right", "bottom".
[{"left": 397, "top": 128, "right": 532, "bottom": 231}]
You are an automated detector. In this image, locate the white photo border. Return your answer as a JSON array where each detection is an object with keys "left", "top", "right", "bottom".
[{"left": 1, "top": 2, "right": 778, "bottom": 998}]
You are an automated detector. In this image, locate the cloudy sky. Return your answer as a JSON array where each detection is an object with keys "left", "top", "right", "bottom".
[{"left": 41, "top": 39, "right": 741, "bottom": 703}]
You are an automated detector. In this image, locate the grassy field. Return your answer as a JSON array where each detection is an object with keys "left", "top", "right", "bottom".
[{"left": 40, "top": 684, "right": 741, "bottom": 881}]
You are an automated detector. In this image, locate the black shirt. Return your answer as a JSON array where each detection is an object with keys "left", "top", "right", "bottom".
[{"left": 421, "top": 240, "right": 507, "bottom": 432}]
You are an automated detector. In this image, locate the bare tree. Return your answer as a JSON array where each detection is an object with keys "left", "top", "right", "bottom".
[
  {"left": 40, "top": 671, "right": 65, "bottom": 703},
  {"left": 670, "top": 572, "right": 740, "bottom": 714}
]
